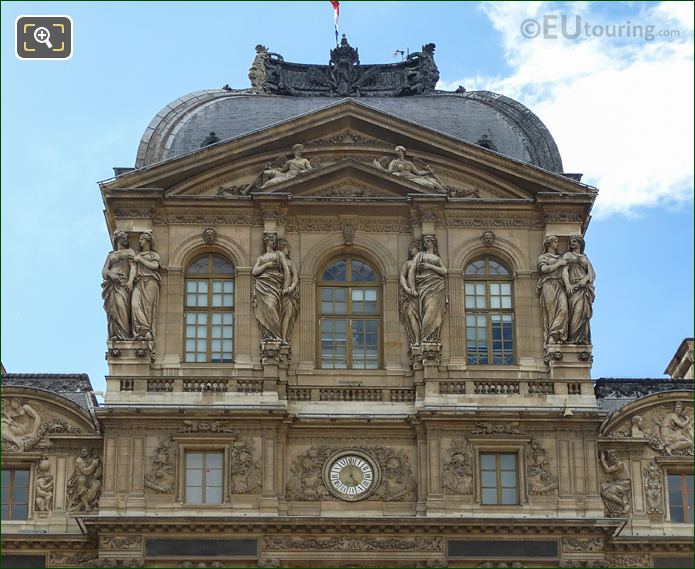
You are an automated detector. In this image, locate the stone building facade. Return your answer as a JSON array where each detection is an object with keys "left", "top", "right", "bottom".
[{"left": 2, "top": 39, "right": 693, "bottom": 568}]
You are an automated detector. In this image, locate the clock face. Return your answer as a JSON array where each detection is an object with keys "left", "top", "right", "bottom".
[{"left": 324, "top": 452, "right": 379, "bottom": 501}]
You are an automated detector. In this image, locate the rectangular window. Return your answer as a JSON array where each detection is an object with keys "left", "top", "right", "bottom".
[
  {"left": 491, "top": 314, "right": 514, "bottom": 364},
  {"left": 351, "top": 319, "right": 378, "bottom": 369},
  {"left": 668, "top": 473, "right": 694, "bottom": 523},
  {"left": 320, "top": 318, "right": 348, "bottom": 369},
  {"left": 185, "top": 312, "right": 208, "bottom": 363},
  {"left": 466, "top": 314, "right": 488, "bottom": 364},
  {"left": 185, "top": 452, "right": 223, "bottom": 504},
  {"left": 480, "top": 453, "right": 518, "bottom": 505},
  {"left": 1, "top": 469, "right": 30, "bottom": 520}
]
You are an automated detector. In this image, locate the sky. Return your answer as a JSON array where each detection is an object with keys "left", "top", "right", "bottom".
[{"left": 1, "top": 1, "right": 693, "bottom": 394}]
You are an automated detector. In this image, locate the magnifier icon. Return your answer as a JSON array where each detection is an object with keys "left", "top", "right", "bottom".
[{"left": 33, "top": 27, "right": 53, "bottom": 49}]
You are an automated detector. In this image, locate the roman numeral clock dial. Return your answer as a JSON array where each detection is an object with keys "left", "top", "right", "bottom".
[{"left": 323, "top": 451, "right": 380, "bottom": 501}]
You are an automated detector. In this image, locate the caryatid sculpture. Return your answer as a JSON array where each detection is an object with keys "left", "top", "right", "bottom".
[
  {"left": 278, "top": 238, "right": 300, "bottom": 344},
  {"left": 252, "top": 233, "right": 290, "bottom": 344},
  {"left": 259, "top": 144, "right": 312, "bottom": 189},
  {"left": 537, "top": 234, "right": 569, "bottom": 347},
  {"left": 399, "top": 240, "right": 422, "bottom": 348},
  {"left": 102, "top": 230, "right": 135, "bottom": 340},
  {"left": 562, "top": 235, "right": 595, "bottom": 344},
  {"left": 374, "top": 146, "right": 446, "bottom": 192},
  {"left": 131, "top": 231, "right": 161, "bottom": 341},
  {"left": 408, "top": 234, "right": 448, "bottom": 347}
]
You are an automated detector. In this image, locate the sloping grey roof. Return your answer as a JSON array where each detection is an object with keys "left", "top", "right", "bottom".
[
  {"left": 135, "top": 90, "right": 564, "bottom": 173},
  {"left": 594, "top": 378, "right": 694, "bottom": 412},
  {"left": 1, "top": 372, "right": 98, "bottom": 412}
]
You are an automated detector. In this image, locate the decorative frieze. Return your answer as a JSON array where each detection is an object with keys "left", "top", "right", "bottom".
[
  {"left": 263, "top": 535, "right": 443, "bottom": 551},
  {"left": 562, "top": 536, "right": 604, "bottom": 553},
  {"left": 99, "top": 535, "right": 142, "bottom": 550}
]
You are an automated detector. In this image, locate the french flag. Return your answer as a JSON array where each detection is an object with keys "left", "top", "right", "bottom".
[{"left": 330, "top": 1, "right": 340, "bottom": 44}]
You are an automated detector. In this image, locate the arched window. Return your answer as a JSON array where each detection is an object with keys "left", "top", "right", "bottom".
[
  {"left": 184, "top": 254, "right": 235, "bottom": 363},
  {"left": 318, "top": 257, "right": 381, "bottom": 369},
  {"left": 464, "top": 256, "right": 514, "bottom": 364}
]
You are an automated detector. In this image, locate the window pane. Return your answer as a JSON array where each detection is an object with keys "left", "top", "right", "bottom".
[
  {"left": 211, "top": 256, "right": 234, "bottom": 274},
  {"left": 501, "top": 471, "right": 517, "bottom": 487},
  {"left": 501, "top": 487, "right": 518, "bottom": 504},
  {"left": 1, "top": 470, "right": 10, "bottom": 488},
  {"left": 352, "top": 259, "right": 377, "bottom": 281},
  {"left": 322, "top": 259, "right": 347, "bottom": 281},
  {"left": 14, "top": 471, "right": 29, "bottom": 488},
  {"left": 481, "top": 471, "right": 497, "bottom": 487},
  {"left": 187, "top": 469, "right": 203, "bottom": 486},
  {"left": 187, "top": 486, "right": 202, "bottom": 504},
  {"left": 500, "top": 454, "right": 517, "bottom": 470},
  {"left": 206, "top": 453, "right": 223, "bottom": 469},
  {"left": 187, "top": 256, "right": 209, "bottom": 274},
  {"left": 465, "top": 260, "right": 485, "bottom": 275},
  {"left": 489, "top": 259, "right": 509, "bottom": 275},
  {"left": 206, "top": 486, "right": 222, "bottom": 504},
  {"left": 12, "top": 503, "right": 28, "bottom": 520},
  {"left": 482, "top": 488, "right": 498, "bottom": 505},
  {"left": 480, "top": 454, "right": 496, "bottom": 470},
  {"left": 187, "top": 453, "right": 203, "bottom": 468},
  {"left": 206, "top": 469, "right": 223, "bottom": 487},
  {"left": 671, "top": 505, "right": 684, "bottom": 523}
]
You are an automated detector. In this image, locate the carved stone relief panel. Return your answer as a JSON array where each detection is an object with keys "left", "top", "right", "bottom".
[
  {"left": 526, "top": 438, "right": 559, "bottom": 496},
  {"left": 99, "top": 535, "right": 143, "bottom": 551},
  {"left": 442, "top": 439, "right": 473, "bottom": 495},
  {"left": 263, "top": 535, "right": 443, "bottom": 552},
  {"left": 145, "top": 437, "right": 176, "bottom": 494},
  {"left": 604, "top": 400, "right": 694, "bottom": 457},
  {"left": 1, "top": 397, "right": 82, "bottom": 452},
  {"left": 230, "top": 438, "right": 262, "bottom": 494},
  {"left": 643, "top": 459, "right": 664, "bottom": 514},
  {"left": 285, "top": 444, "right": 416, "bottom": 502},
  {"left": 66, "top": 447, "right": 102, "bottom": 512},
  {"left": 34, "top": 455, "right": 54, "bottom": 512},
  {"left": 598, "top": 450, "right": 631, "bottom": 517}
]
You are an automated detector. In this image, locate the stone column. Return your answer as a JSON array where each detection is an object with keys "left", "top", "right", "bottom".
[
  {"left": 383, "top": 276, "right": 402, "bottom": 370},
  {"left": 297, "top": 278, "right": 315, "bottom": 370},
  {"left": 447, "top": 269, "right": 466, "bottom": 365},
  {"left": 260, "top": 428, "right": 279, "bottom": 513},
  {"left": 234, "top": 268, "right": 254, "bottom": 367}
]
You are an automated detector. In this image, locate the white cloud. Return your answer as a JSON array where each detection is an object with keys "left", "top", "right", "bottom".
[{"left": 438, "top": 1, "right": 694, "bottom": 217}]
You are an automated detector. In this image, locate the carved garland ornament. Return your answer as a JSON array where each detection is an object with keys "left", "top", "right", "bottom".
[{"left": 263, "top": 535, "right": 443, "bottom": 552}]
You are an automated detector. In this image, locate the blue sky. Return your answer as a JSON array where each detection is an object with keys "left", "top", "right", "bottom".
[{"left": 2, "top": 1, "right": 693, "bottom": 393}]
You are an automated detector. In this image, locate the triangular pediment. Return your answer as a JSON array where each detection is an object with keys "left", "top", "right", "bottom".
[{"left": 101, "top": 100, "right": 597, "bottom": 206}]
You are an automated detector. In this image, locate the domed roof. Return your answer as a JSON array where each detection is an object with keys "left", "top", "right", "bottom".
[{"left": 136, "top": 89, "right": 563, "bottom": 173}]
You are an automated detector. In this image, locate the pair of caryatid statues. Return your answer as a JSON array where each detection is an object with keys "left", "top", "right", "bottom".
[
  {"left": 252, "top": 233, "right": 300, "bottom": 346},
  {"left": 102, "top": 230, "right": 162, "bottom": 342},
  {"left": 398, "top": 235, "right": 448, "bottom": 352},
  {"left": 537, "top": 234, "right": 595, "bottom": 349}
]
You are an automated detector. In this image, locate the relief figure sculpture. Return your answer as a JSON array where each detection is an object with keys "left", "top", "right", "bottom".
[
  {"left": 374, "top": 146, "right": 446, "bottom": 192},
  {"left": 131, "top": 231, "right": 161, "bottom": 341},
  {"left": 599, "top": 450, "right": 631, "bottom": 517},
  {"left": 562, "top": 235, "right": 595, "bottom": 344},
  {"left": 34, "top": 456, "right": 54, "bottom": 512},
  {"left": 252, "top": 233, "right": 290, "bottom": 343},
  {"left": 659, "top": 402, "right": 693, "bottom": 454},
  {"left": 101, "top": 230, "right": 135, "bottom": 340},
  {"left": 537, "top": 234, "right": 568, "bottom": 347},
  {"left": 67, "top": 448, "right": 102, "bottom": 512},
  {"left": 643, "top": 460, "right": 663, "bottom": 514},
  {"left": 399, "top": 240, "right": 422, "bottom": 347},
  {"left": 278, "top": 239, "right": 300, "bottom": 344},
  {"left": 1, "top": 399, "right": 41, "bottom": 450},
  {"left": 260, "top": 144, "right": 312, "bottom": 188},
  {"left": 409, "top": 234, "right": 447, "bottom": 345}
]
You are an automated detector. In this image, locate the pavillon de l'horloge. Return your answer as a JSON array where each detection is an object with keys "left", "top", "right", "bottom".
[{"left": 2, "top": 37, "right": 693, "bottom": 568}]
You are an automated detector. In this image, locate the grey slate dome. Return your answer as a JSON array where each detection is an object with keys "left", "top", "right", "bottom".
[
  {"left": 135, "top": 40, "right": 564, "bottom": 173},
  {"left": 136, "top": 90, "right": 564, "bottom": 173}
]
